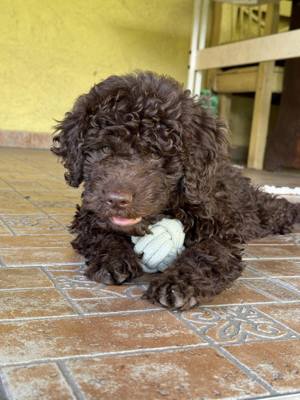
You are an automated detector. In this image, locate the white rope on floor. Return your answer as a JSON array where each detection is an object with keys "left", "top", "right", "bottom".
[{"left": 262, "top": 185, "right": 300, "bottom": 196}]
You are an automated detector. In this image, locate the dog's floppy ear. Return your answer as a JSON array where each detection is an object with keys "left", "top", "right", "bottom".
[
  {"left": 181, "top": 101, "right": 228, "bottom": 206},
  {"left": 51, "top": 93, "right": 94, "bottom": 187}
]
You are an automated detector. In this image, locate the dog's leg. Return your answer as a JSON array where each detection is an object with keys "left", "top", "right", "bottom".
[
  {"left": 82, "top": 234, "right": 143, "bottom": 285},
  {"left": 144, "top": 239, "right": 243, "bottom": 310},
  {"left": 255, "top": 191, "right": 299, "bottom": 234}
]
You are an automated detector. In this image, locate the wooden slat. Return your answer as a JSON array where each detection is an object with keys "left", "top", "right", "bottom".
[
  {"left": 213, "top": 66, "right": 283, "bottom": 93},
  {"left": 247, "top": 62, "right": 275, "bottom": 169},
  {"left": 247, "top": 2, "right": 279, "bottom": 170},
  {"left": 197, "top": 29, "right": 300, "bottom": 70},
  {"left": 214, "top": 0, "right": 278, "bottom": 4}
]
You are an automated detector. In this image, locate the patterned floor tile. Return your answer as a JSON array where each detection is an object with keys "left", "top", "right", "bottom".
[
  {"left": 0, "top": 192, "right": 40, "bottom": 214},
  {"left": 6, "top": 181, "right": 50, "bottom": 194},
  {"left": 246, "top": 244, "right": 300, "bottom": 259},
  {"left": 280, "top": 277, "right": 300, "bottom": 290},
  {"left": 243, "top": 279, "right": 300, "bottom": 301},
  {"left": 22, "top": 192, "right": 76, "bottom": 215},
  {"left": 0, "top": 148, "right": 299, "bottom": 400},
  {"left": 0, "top": 247, "right": 82, "bottom": 266},
  {"left": 0, "top": 220, "right": 12, "bottom": 236},
  {"left": 205, "top": 280, "right": 273, "bottom": 305},
  {"left": 0, "top": 214, "right": 67, "bottom": 235},
  {"left": 248, "top": 260, "right": 300, "bottom": 277},
  {"left": 227, "top": 340, "right": 300, "bottom": 393},
  {"left": 65, "top": 284, "right": 146, "bottom": 300},
  {"left": 0, "top": 288, "right": 76, "bottom": 319},
  {"left": 65, "top": 348, "right": 267, "bottom": 400},
  {"left": 0, "top": 312, "right": 202, "bottom": 365},
  {"left": 2, "top": 363, "right": 75, "bottom": 400},
  {"left": 0, "top": 234, "right": 72, "bottom": 248},
  {"left": 256, "top": 304, "right": 300, "bottom": 334},
  {"left": 249, "top": 233, "right": 300, "bottom": 245},
  {"left": 51, "top": 214, "right": 74, "bottom": 228},
  {"left": 47, "top": 267, "right": 148, "bottom": 299},
  {"left": 182, "top": 305, "right": 297, "bottom": 345},
  {"left": 78, "top": 297, "right": 160, "bottom": 314},
  {"left": 0, "top": 268, "right": 53, "bottom": 289},
  {"left": 0, "top": 180, "right": 13, "bottom": 190}
]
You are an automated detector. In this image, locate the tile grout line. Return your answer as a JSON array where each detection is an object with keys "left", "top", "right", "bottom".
[
  {"left": 0, "top": 343, "right": 207, "bottom": 368},
  {"left": 0, "top": 287, "right": 56, "bottom": 292},
  {"left": 0, "top": 307, "right": 164, "bottom": 324},
  {"left": 1, "top": 179, "right": 71, "bottom": 231},
  {"left": 56, "top": 360, "right": 86, "bottom": 400},
  {"left": 247, "top": 243, "right": 300, "bottom": 246},
  {"left": 2, "top": 262, "right": 84, "bottom": 268},
  {"left": 173, "top": 312, "right": 278, "bottom": 396},
  {"left": 244, "top": 256, "right": 300, "bottom": 261},
  {"left": 242, "top": 280, "right": 282, "bottom": 302},
  {"left": 245, "top": 276, "right": 300, "bottom": 301},
  {"left": 0, "top": 370, "right": 10, "bottom": 400},
  {"left": 269, "top": 277, "right": 300, "bottom": 296},
  {"left": 42, "top": 267, "right": 84, "bottom": 315},
  {"left": 253, "top": 392, "right": 300, "bottom": 400},
  {"left": 247, "top": 264, "right": 300, "bottom": 279},
  {"left": 240, "top": 275, "right": 300, "bottom": 280},
  {"left": 251, "top": 306, "right": 300, "bottom": 338},
  {"left": 0, "top": 216, "right": 16, "bottom": 237}
]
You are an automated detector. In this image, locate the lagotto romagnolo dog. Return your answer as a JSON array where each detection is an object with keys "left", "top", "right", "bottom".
[{"left": 51, "top": 71, "right": 299, "bottom": 310}]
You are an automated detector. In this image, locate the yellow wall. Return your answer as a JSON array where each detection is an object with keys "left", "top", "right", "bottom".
[{"left": 0, "top": 0, "right": 193, "bottom": 133}]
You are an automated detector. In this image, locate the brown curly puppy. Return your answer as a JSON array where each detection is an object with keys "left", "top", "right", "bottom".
[{"left": 52, "top": 71, "right": 299, "bottom": 310}]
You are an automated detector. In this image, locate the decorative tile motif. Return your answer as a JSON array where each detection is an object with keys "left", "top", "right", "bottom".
[
  {"left": 257, "top": 304, "right": 300, "bottom": 334},
  {"left": 182, "top": 305, "right": 298, "bottom": 345},
  {"left": 47, "top": 266, "right": 147, "bottom": 298},
  {"left": 47, "top": 267, "right": 152, "bottom": 313},
  {"left": 1, "top": 214, "right": 66, "bottom": 235}
]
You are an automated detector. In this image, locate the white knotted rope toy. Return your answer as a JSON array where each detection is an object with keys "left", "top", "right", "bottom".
[{"left": 131, "top": 218, "right": 185, "bottom": 273}]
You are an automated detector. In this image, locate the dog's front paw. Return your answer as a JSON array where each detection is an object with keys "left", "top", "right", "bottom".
[
  {"left": 85, "top": 255, "right": 142, "bottom": 285},
  {"left": 144, "top": 275, "right": 198, "bottom": 310}
]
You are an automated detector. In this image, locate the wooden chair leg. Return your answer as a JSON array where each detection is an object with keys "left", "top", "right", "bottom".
[
  {"left": 247, "top": 61, "right": 274, "bottom": 169},
  {"left": 247, "top": 2, "right": 279, "bottom": 169},
  {"left": 219, "top": 94, "right": 232, "bottom": 125}
]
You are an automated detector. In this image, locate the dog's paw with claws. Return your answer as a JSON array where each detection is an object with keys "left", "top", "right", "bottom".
[
  {"left": 85, "top": 256, "right": 142, "bottom": 285},
  {"left": 144, "top": 275, "right": 199, "bottom": 310}
]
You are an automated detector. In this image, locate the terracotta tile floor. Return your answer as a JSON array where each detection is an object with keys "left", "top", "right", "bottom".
[{"left": 0, "top": 148, "right": 299, "bottom": 400}]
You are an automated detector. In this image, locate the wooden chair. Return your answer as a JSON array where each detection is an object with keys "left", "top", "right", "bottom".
[{"left": 187, "top": 0, "right": 298, "bottom": 170}]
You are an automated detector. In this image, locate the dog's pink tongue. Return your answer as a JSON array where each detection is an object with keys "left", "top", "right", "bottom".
[{"left": 111, "top": 216, "right": 142, "bottom": 226}]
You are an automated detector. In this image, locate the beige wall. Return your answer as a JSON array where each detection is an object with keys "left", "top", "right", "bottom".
[{"left": 0, "top": 0, "right": 193, "bottom": 134}]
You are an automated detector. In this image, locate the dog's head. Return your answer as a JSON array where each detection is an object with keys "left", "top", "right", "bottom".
[{"left": 52, "top": 72, "right": 227, "bottom": 234}]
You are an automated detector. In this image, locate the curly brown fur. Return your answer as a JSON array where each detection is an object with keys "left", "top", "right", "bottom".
[{"left": 52, "top": 71, "right": 299, "bottom": 310}]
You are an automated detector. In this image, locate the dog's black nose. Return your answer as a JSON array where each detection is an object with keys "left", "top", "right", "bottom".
[{"left": 106, "top": 191, "right": 133, "bottom": 208}]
